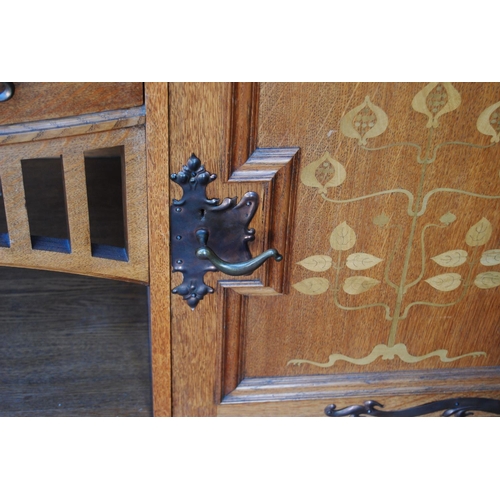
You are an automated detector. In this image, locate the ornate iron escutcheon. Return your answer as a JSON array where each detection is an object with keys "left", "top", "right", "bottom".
[
  {"left": 170, "top": 154, "right": 283, "bottom": 309},
  {"left": 324, "top": 398, "right": 500, "bottom": 417}
]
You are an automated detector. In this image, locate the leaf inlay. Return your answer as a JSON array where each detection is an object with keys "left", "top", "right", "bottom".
[
  {"left": 330, "top": 221, "right": 356, "bottom": 251},
  {"left": 475, "top": 272, "right": 500, "bottom": 289},
  {"left": 465, "top": 218, "right": 492, "bottom": 247},
  {"left": 297, "top": 255, "right": 332, "bottom": 272},
  {"left": 343, "top": 276, "right": 380, "bottom": 295},
  {"left": 480, "top": 249, "right": 500, "bottom": 267},
  {"left": 431, "top": 249, "right": 467, "bottom": 268},
  {"left": 425, "top": 273, "right": 462, "bottom": 291},
  {"left": 293, "top": 277, "right": 330, "bottom": 295},
  {"left": 300, "top": 152, "right": 346, "bottom": 193},
  {"left": 346, "top": 253, "right": 383, "bottom": 270}
]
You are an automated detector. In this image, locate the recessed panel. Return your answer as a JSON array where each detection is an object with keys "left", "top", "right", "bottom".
[
  {"left": 243, "top": 82, "right": 500, "bottom": 378},
  {"left": 0, "top": 267, "right": 151, "bottom": 416},
  {"left": 84, "top": 146, "right": 128, "bottom": 262},
  {"left": 21, "top": 157, "right": 71, "bottom": 253},
  {"left": 0, "top": 177, "right": 10, "bottom": 247}
]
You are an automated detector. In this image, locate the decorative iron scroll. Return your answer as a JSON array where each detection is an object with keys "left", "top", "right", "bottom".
[{"left": 324, "top": 397, "right": 500, "bottom": 417}]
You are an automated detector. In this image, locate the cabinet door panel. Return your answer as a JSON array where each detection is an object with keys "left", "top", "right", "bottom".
[{"left": 167, "top": 83, "right": 500, "bottom": 416}]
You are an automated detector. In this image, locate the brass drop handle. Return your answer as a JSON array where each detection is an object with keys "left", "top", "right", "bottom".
[
  {"left": 0, "top": 83, "right": 15, "bottom": 102},
  {"left": 195, "top": 229, "right": 282, "bottom": 276}
]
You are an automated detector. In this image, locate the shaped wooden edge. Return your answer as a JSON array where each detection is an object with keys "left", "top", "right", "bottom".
[
  {"left": 215, "top": 83, "right": 301, "bottom": 400},
  {"left": 225, "top": 82, "right": 301, "bottom": 296},
  {"left": 229, "top": 147, "right": 300, "bottom": 295},
  {"left": 218, "top": 366, "right": 500, "bottom": 416},
  {"left": 0, "top": 106, "right": 146, "bottom": 145}
]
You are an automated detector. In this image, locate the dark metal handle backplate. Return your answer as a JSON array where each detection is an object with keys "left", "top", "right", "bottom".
[{"left": 170, "top": 154, "right": 282, "bottom": 309}]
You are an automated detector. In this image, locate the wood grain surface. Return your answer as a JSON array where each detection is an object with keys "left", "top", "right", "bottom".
[
  {"left": 223, "top": 366, "right": 500, "bottom": 403},
  {"left": 145, "top": 82, "right": 172, "bottom": 416},
  {"left": 0, "top": 266, "right": 151, "bottom": 416},
  {"left": 0, "top": 83, "right": 144, "bottom": 126},
  {"left": 0, "top": 126, "right": 148, "bottom": 282},
  {"left": 244, "top": 83, "right": 500, "bottom": 378},
  {"left": 218, "top": 391, "right": 500, "bottom": 417},
  {"left": 169, "top": 84, "right": 300, "bottom": 414},
  {"left": 0, "top": 106, "right": 145, "bottom": 145},
  {"left": 169, "top": 82, "right": 500, "bottom": 416},
  {"left": 169, "top": 83, "right": 231, "bottom": 416}
]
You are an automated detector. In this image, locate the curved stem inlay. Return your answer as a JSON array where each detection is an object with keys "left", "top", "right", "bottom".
[
  {"left": 427, "top": 140, "right": 496, "bottom": 164},
  {"left": 400, "top": 248, "right": 478, "bottom": 319},
  {"left": 384, "top": 224, "right": 404, "bottom": 291},
  {"left": 321, "top": 189, "right": 415, "bottom": 216},
  {"left": 418, "top": 188, "right": 500, "bottom": 217},
  {"left": 404, "top": 223, "right": 444, "bottom": 293},
  {"left": 333, "top": 253, "right": 392, "bottom": 321}
]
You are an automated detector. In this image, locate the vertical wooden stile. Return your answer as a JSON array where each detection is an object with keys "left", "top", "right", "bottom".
[{"left": 146, "top": 83, "right": 172, "bottom": 416}]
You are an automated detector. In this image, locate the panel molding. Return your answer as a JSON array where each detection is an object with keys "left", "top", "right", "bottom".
[
  {"left": 214, "top": 84, "right": 300, "bottom": 401},
  {"left": 221, "top": 366, "right": 500, "bottom": 404},
  {"left": 0, "top": 106, "right": 146, "bottom": 145}
]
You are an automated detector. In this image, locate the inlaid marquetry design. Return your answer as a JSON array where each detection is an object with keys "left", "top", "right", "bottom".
[
  {"left": 477, "top": 100, "right": 500, "bottom": 143},
  {"left": 339, "top": 96, "right": 388, "bottom": 145},
  {"left": 300, "top": 152, "right": 346, "bottom": 193},
  {"left": 290, "top": 83, "right": 500, "bottom": 368},
  {"left": 411, "top": 82, "right": 462, "bottom": 129}
]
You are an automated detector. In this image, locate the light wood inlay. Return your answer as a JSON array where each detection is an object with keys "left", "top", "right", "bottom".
[
  {"left": 168, "top": 83, "right": 500, "bottom": 417},
  {"left": 241, "top": 82, "right": 500, "bottom": 378}
]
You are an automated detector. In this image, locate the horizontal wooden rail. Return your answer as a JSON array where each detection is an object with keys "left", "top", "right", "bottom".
[{"left": 0, "top": 106, "right": 146, "bottom": 145}]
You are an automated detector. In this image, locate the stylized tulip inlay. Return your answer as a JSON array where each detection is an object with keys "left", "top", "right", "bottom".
[
  {"left": 411, "top": 82, "right": 461, "bottom": 128},
  {"left": 340, "top": 96, "right": 388, "bottom": 145},
  {"left": 300, "top": 152, "right": 346, "bottom": 193},
  {"left": 477, "top": 101, "right": 500, "bottom": 143}
]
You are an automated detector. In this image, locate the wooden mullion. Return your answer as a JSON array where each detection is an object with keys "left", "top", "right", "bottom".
[
  {"left": 1, "top": 159, "right": 32, "bottom": 252},
  {"left": 62, "top": 151, "right": 91, "bottom": 255},
  {"left": 146, "top": 82, "right": 172, "bottom": 416}
]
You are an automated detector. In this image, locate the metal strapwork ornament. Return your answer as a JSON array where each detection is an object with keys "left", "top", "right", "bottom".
[
  {"left": 170, "top": 154, "right": 282, "bottom": 309},
  {"left": 324, "top": 397, "right": 500, "bottom": 417}
]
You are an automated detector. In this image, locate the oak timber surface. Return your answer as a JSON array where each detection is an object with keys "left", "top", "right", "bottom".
[
  {"left": 0, "top": 83, "right": 144, "bottom": 126},
  {"left": 218, "top": 390, "right": 500, "bottom": 417},
  {"left": 244, "top": 83, "right": 500, "bottom": 377},
  {"left": 0, "top": 267, "right": 151, "bottom": 416},
  {"left": 169, "top": 83, "right": 231, "bottom": 416},
  {"left": 0, "top": 126, "right": 148, "bottom": 283},
  {"left": 167, "top": 83, "right": 500, "bottom": 416},
  {"left": 145, "top": 82, "right": 172, "bottom": 416}
]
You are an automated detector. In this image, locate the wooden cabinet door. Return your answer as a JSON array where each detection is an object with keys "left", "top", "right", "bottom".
[{"left": 160, "top": 82, "right": 500, "bottom": 416}]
